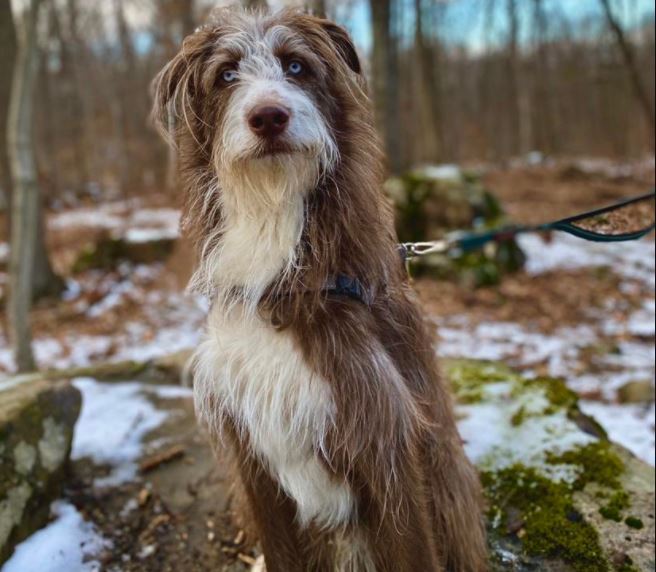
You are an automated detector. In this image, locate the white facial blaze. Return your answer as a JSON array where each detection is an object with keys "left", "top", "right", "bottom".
[{"left": 190, "top": 25, "right": 337, "bottom": 303}]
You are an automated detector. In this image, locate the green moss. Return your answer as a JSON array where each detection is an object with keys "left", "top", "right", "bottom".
[
  {"left": 512, "top": 376, "right": 579, "bottom": 413},
  {"left": 599, "top": 491, "right": 630, "bottom": 522},
  {"left": 444, "top": 359, "right": 515, "bottom": 404},
  {"left": 624, "top": 516, "right": 643, "bottom": 530},
  {"left": 510, "top": 406, "right": 527, "bottom": 426},
  {"left": 483, "top": 464, "right": 609, "bottom": 571},
  {"left": 616, "top": 556, "right": 640, "bottom": 572},
  {"left": 546, "top": 442, "right": 624, "bottom": 490},
  {"left": 483, "top": 440, "right": 629, "bottom": 570}
]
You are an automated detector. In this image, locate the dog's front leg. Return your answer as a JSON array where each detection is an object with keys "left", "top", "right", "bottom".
[{"left": 237, "top": 452, "right": 310, "bottom": 572}]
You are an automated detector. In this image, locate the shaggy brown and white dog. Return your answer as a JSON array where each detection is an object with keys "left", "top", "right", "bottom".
[{"left": 152, "top": 8, "right": 487, "bottom": 572}]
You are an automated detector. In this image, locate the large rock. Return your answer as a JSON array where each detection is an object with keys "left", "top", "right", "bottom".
[
  {"left": 446, "top": 360, "right": 655, "bottom": 571},
  {"left": 72, "top": 230, "right": 176, "bottom": 273},
  {"left": 0, "top": 376, "right": 81, "bottom": 564},
  {"left": 386, "top": 166, "right": 525, "bottom": 286}
]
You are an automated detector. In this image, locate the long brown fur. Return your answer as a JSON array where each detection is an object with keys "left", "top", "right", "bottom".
[{"left": 152, "top": 8, "right": 488, "bottom": 571}]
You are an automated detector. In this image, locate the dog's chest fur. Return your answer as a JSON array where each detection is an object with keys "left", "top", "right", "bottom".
[
  {"left": 196, "top": 307, "right": 354, "bottom": 528},
  {"left": 192, "top": 182, "right": 354, "bottom": 529}
]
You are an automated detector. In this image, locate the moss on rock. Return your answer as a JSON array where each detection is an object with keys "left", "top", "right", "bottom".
[
  {"left": 0, "top": 378, "right": 81, "bottom": 564},
  {"left": 443, "top": 359, "right": 655, "bottom": 571},
  {"left": 546, "top": 442, "right": 625, "bottom": 491},
  {"left": 385, "top": 169, "right": 525, "bottom": 287},
  {"left": 598, "top": 491, "right": 630, "bottom": 522},
  {"left": 483, "top": 464, "right": 609, "bottom": 572}
]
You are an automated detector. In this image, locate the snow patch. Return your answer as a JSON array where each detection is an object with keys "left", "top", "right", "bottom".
[
  {"left": 71, "top": 378, "right": 191, "bottom": 487},
  {"left": 1, "top": 501, "right": 111, "bottom": 572},
  {"left": 457, "top": 381, "right": 595, "bottom": 481},
  {"left": 579, "top": 401, "right": 655, "bottom": 466},
  {"left": 519, "top": 233, "right": 655, "bottom": 288}
]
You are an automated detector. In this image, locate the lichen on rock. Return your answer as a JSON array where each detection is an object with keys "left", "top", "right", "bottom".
[{"left": 0, "top": 377, "right": 81, "bottom": 565}]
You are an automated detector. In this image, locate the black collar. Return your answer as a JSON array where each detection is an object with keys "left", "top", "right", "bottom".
[{"left": 323, "top": 274, "right": 370, "bottom": 305}]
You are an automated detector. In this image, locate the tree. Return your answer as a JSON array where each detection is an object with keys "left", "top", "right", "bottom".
[
  {"left": 309, "top": 0, "right": 326, "bottom": 18},
  {"left": 369, "top": 0, "right": 402, "bottom": 173},
  {"left": 243, "top": 0, "right": 267, "bottom": 9},
  {"left": 7, "top": 0, "right": 62, "bottom": 371},
  {"left": 599, "top": 0, "right": 655, "bottom": 150},
  {"left": 0, "top": 0, "right": 17, "bottom": 212},
  {"left": 413, "top": 0, "right": 442, "bottom": 163}
]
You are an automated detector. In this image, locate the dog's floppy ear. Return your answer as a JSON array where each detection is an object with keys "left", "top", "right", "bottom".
[
  {"left": 320, "top": 21, "right": 361, "bottom": 75},
  {"left": 150, "top": 28, "right": 216, "bottom": 145}
]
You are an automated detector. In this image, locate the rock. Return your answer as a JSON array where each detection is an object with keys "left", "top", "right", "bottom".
[
  {"left": 446, "top": 359, "right": 655, "bottom": 572},
  {"left": 73, "top": 230, "right": 176, "bottom": 272},
  {"left": 150, "top": 350, "right": 193, "bottom": 385},
  {"left": 385, "top": 167, "right": 525, "bottom": 287},
  {"left": 0, "top": 377, "right": 81, "bottom": 565},
  {"left": 617, "top": 380, "right": 655, "bottom": 404}
]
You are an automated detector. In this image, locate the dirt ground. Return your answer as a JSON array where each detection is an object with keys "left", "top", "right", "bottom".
[{"left": 65, "top": 385, "right": 256, "bottom": 572}]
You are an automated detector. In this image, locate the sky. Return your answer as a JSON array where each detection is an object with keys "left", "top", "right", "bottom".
[
  {"left": 332, "top": 0, "right": 656, "bottom": 54},
  {"left": 12, "top": 0, "right": 650, "bottom": 58}
]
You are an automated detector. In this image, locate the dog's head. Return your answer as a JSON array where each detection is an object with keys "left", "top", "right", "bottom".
[{"left": 152, "top": 9, "right": 363, "bottom": 201}]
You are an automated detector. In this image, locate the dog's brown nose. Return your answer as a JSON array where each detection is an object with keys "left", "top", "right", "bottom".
[{"left": 248, "top": 106, "right": 290, "bottom": 138}]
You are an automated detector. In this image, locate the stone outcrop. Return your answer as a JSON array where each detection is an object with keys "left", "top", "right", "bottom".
[
  {"left": 447, "top": 359, "right": 655, "bottom": 571},
  {"left": 0, "top": 376, "right": 81, "bottom": 564},
  {"left": 385, "top": 166, "right": 526, "bottom": 286},
  {"left": 73, "top": 230, "right": 176, "bottom": 272}
]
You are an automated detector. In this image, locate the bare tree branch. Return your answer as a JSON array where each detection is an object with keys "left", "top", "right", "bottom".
[{"left": 599, "top": 0, "right": 655, "bottom": 149}]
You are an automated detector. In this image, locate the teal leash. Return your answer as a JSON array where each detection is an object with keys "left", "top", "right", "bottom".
[{"left": 402, "top": 190, "right": 656, "bottom": 259}]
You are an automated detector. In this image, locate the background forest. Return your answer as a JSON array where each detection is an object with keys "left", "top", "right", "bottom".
[{"left": 0, "top": 2, "right": 654, "bottom": 571}]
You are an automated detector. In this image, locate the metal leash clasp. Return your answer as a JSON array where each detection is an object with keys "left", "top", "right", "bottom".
[{"left": 401, "top": 240, "right": 450, "bottom": 259}]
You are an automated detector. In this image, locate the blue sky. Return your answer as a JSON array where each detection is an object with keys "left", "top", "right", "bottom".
[{"left": 334, "top": 0, "right": 655, "bottom": 54}]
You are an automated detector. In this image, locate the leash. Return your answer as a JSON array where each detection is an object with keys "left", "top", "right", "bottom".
[
  {"left": 401, "top": 190, "right": 656, "bottom": 260},
  {"left": 309, "top": 191, "right": 654, "bottom": 307}
]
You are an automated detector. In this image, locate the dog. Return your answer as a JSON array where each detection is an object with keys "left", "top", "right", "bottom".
[{"left": 152, "top": 8, "right": 487, "bottom": 571}]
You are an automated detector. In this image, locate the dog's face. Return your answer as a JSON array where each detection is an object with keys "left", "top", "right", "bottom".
[{"left": 153, "top": 10, "right": 362, "bottom": 202}]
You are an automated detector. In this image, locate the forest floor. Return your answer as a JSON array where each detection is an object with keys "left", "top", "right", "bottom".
[{"left": 0, "top": 157, "right": 654, "bottom": 571}]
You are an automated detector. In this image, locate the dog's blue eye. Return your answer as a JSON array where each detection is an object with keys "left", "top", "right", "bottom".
[
  {"left": 222, "top": 69, "right": 238, "bottom": 83},
  {"left": 287, "top": 61, "right": 304, "bottom": 76}
]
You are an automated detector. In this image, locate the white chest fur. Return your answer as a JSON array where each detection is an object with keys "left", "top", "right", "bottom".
[
  {"left": 193, "top": 305, "right": 354, "bottom": 529},
  {"left": 190, "top": 159, "right": 353, "bottom": 529}
]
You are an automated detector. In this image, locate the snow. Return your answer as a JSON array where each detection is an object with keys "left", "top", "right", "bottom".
[
  {"left": 572, "top": 156, "right": 655, "bottom": 180},
  {"left": 579, "top": 401, "right": 655, "bottom": 465},
  {"left": 71, "top": 378, "right": 192, "bottom": 487},
  {"left": 438, "top": 319, "right": 597, "bottom": 373},
  {"left": 518, "top": 233, "right": 655, "bottom": 288},
  {"left": 442, "top": 232, "right": 655, "bottom": 465},
  {"left": 457, "top": 381, "right": 595, "bottom": 482},
  {"left": 421, "top": 164, "right": 462, "bottom": 181},
  {"left": 1, "top": 501, "right": 111, "bottom": 572},
  {"left": 124, "top": 227, "right": 177, "bottom": 243},
  {"left": 49, "top": 202, "right": 180, "bottom": 244}
]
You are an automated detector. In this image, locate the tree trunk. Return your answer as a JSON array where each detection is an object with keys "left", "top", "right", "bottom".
[
  {"left": 113, "top": 0, "right": 139, "bottom": 194},
  {"left": 369, "top": 0, "right": 402, "bottom": 173},
  {"left": 506, "top": 0, "right": 521, "bottom": 157},
  {"left": 180, "top": 0, "right": 195, "bottom": 36},
  {"left": 243, "top": 0, "right": 267, "bottom": 9},
  {"left": 7, "top": 0, "right": 44, "bottom": 372},
  {"left": 414, "top": 0, "right": 442, "bottom": 163},
  {"left": 599, "top": 0, "right": 655, "bottom": 150},
  {"left": 0, "top": 0, "right": 17, "bottom": 212},
  {"left": 310, "top": 0, "right": 326, "bottom": 18}
]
